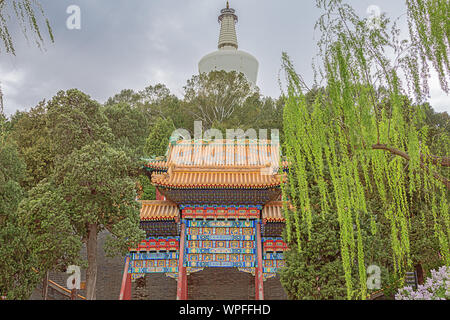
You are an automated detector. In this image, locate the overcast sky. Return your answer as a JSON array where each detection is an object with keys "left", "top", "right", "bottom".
[{"left": 0, "top": 0, "right": 448, "bottom": 116}]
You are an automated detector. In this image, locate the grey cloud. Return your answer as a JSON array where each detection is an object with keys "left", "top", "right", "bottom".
[{"left": 0, "top": 0, "right": 448, "bottom": 116}]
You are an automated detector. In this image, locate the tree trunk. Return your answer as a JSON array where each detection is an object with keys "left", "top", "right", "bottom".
[
  {"left": 42, "top": 271, "right": 49, "bottom": 300},
  {"left": 85, "top": 223, "right": 98, "bottom": 300},
  {"left": 415, "top": 263, "right": 424, "bottom": 285},
  {"left": 372, "top": 144, "right": 450, "bottom": 190}
]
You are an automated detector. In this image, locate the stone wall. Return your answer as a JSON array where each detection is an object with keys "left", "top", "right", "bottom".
[{"left": 30, "top": 230, "right": 125, "bottom": 300}]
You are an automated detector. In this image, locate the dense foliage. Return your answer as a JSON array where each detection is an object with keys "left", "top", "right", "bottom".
[
  {"left": 280, "top": 208, "right": 394, "bottom": 299},
  {"left": 0, "top": 129, "right": 40, "bottom": 299},
  {"left": 1, "top": 90, "right": 146, "bottom": 299},
  {"left": 281, "top": 0, "right": 449, "bottom": 300},
  {"left": 144, "top": 117, "right": 175, "bottom": 158}
]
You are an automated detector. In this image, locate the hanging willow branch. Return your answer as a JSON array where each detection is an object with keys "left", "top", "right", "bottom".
[
  {"left": 282, "top": 0, "right": 449, "bottom": 300},
  {"left": 372, "top": 143, "right": 450, "bottom": 189},
  {"left": 0, "top": 0, "right": 53, "bottom": 55},
  {"left": 405, "top": 0, "right": 450, "bottom": 95},
  {"left": 0, "top": 82, "right": 3, "bottom": 115}
]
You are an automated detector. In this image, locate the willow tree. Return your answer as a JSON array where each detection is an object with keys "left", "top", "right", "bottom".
[
  {"left": 406, "top": 0, "right": 450, "bottom": 96},
  {"left": 0, "top": 83, "right": 3, "bottom": 114},
  {"left": 282, "top": 0, "right": 449, "bottom": 300},
  {"left": 0, "top": 0, "right": 53, "bottom": 55},
  {"left": 0, "top": 0, "right": 53, "bottom": 117}
]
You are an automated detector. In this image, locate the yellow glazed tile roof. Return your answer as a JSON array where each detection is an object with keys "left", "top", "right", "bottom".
[
  {"left": 140, "top": 200, "right": 179, "bottom": 221},
  {"left": 146, "top": 140, "right": 285, "bottom": 189},
  {"left": 166, "top": 140, "right": 281, "bottom": 168},
  {"left": 262, "top": 201, "right": 288, "bottom": 222},
  {"left": 152, "top": 166, "right": 282, "bottom": 189},
  {"left": 144, "top": 160, "right": 168, "bottom": 170}
]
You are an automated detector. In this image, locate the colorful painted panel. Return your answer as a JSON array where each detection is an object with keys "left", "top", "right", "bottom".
[
  {"left": 262, "top": 237, "right": 288, "bottom": 252},
  {"left": 184, "top": 219, "right": 257, "bottom": 268},
  {"left": 185, "top": 253, "right": 255, "bottom": 268},
  {"left": 182, "top": 206, "right": 260, "bottom": 219},
  {"left": 263, "top": 252, "right": 284, "bottom": 260},
  {"left": 129, "top": 259, "right": 179, "bottom": 274},
  {"left": 131, "top": 273, "right": 146, "bottom": 281},
  {"left": 187, "top": 220, "right": 255, "bottom": 228},
  {"left": 131, "top": 252, "right": 179, "bottom": 260},
  {"left": 186, "top": 220, "right": 256, "bottom": 242},
  {"left": 187, "top": 234, "right": 254, "bottom": 241},
  {"left": 262, "top": 237, "right": 287, "bottom": 274},
  {"left": 263, "top": 273, "right": 277, "bottom": 281},
  {"left": 129, "top": 237, "right": 180, "bottom": 274},
  {"left": 187, "top": 227, "right": 254, "bottom": 236},
  {"left": 130, "top": 236, "right": 180, "bottom": 252},
  {"left": 186, "top": 240, "right": 255, "bottom": 254}
]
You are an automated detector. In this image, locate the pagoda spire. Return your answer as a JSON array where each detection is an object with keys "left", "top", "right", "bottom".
[
  {"left": 218, "top": 2, "right": 238, "bottom": 50},
  {"left": 199, "top": 2, "right": 259, "bottom": 85}
]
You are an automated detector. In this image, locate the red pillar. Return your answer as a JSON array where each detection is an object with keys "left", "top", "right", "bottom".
[
  {"left": 177, "top": 221, "right": 188, "bottom": 300},
  {"left": 255, "top": 220, "right": 264, "bottom": 300},
  {"left": 156, "top": 188, "right": 161, "bottom": 200},
  {"left": 156, "top": 188, "right": 165, "bottom": 200},
  {"left": 119, "top": 256, "right": 132, "bottom": 300}
]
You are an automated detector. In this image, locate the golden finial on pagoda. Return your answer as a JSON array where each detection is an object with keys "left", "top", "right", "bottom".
[{"left": 226, "top": 1, "right": 229, "bottom": 9}]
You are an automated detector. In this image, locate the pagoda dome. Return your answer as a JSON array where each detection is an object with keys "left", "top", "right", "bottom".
[{"left": 198, "top": 2, "right": 259, "bottom": 86}]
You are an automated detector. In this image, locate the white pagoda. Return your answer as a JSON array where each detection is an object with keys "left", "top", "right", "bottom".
[{"left": 198, "top": 2, "right": 259, "bottom": 85}]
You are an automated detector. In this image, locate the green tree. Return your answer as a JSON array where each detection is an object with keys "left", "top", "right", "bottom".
[
  {"left": 9, "top": 101, "right": 51, "bottom": 189},
  {"left": 144, "top": 116, "right": 175, "bottom": 158},
  {"left": 10, "top": 89, "right": 115, "bottom": 189},
  {"left": 0, "top": 126, "right": 40, "bottom": 299},
  {"left": 0, "top": 83, "right": 4, "bottom": 114},
  {"left": 406, "top": 0, "right": 450, "bottom": 95},
  {"left": 282, "top": 0, "right": 449, "bottom": 300},
  {"left": 280, "top": 209, "right": 393, "bottom": 300},
  {"left": 46, "top": 89, "right": 114, "bottom": 160},
  {"left": 137, "top": 173, "right": 156, "bottom": 201},
  {"left": 50, "top": 141, "right": 145, "bottom": 300},
  {"left": 8, "top": 90, "right": 146, "bottom": 299},
  {"left": 280, "top": 210, "right": 349, "bottom": 300},
  {"left": 103, "top": 102, "right": 149, "bottom": 158},
  {"left": 420, "top": 103, "right": 449, "bottom": 157},
  {"left": 184, "top": 71, "right": 257, "bottom": 129},
  {"left": 139, "top": 83, "right": 173, "bottom": 106},
  {"left": 17, "top": 181, "right": 83, "bottom": 275},
  {"left": 105, "top": 89, "right": 141, "bottom": 108}
]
